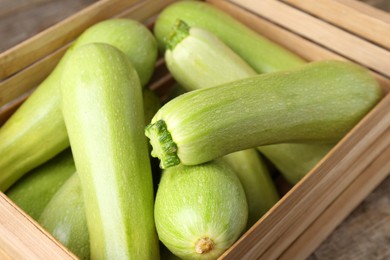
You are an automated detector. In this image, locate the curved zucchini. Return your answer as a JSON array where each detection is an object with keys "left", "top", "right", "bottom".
[
  {"left": 145, "top": 60, "right": 381, "bottom": 168},
  {"left": 6, "top": 149, "right": 75, "bottom": 220},
  {"left": 61, "top": 43, "right": 158, "bottom": 259},
  {"left": 154, "top": 0, "right": 304, "bottom": 73},
  {"left": 39, "top": 174, "right": 89, "bottom": 260},
  {"left": 165, "top": 20, "right": 279, "bottom": 226},
  {"left": 155, "top": 160, "right": 248, "bottom": 259},
  {"left": 0, "top": 19, "right": 157, "bottom": 191}
]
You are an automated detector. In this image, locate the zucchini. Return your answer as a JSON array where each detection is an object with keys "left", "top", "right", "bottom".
[
  {"left": 7, "top": 87, "right": 160, "bottom": 222},
  {"left": 223, "top": 150, "right": 279, "bottom": 227},
  {"left": 258, "top": 143, "right": 334, "bottom": 184},
  {"left": 154, "top": 0, "right": 304, "bottom": 73},
  {"left": 154, "top": 160, "right": 248, "bottom": 259},
  {"left": 164, "top": 20, "right": 335, "bottom": 185},
  {"left": 6, "top": 149, "right": 75, "bottom": 221},
  {"left": 39, "top": 174, "right": 89, "bottom": 260},
  {"left": 164, "top": 20, "right": 256, "bottom": 91},
  {"left": 61, "top": 43, "right": 158, "bottom": 259},
  {"left": 143, "top": 88, "right": 162, "bottom": 126},
  {"left": 0, "top": 19, "right": 157, "bottom": 191},
  {"left": 165, "top": 20, "right": 279, "bottom": 226},
  {"left": 145, "top": 60, "right": 381, "bottom": 168},
  {"left": 38, "top": 88, "right": 161, "bottom": 259}
]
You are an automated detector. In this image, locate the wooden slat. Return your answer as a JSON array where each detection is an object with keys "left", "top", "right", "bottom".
[
  {"left": 227, "top": 0, "right": 390, "bottom": 78},
  {"left": 208, "top": 0, "right": 390, "bottom": 91},
  {"left": 0, "top": 0, "right": 141, "bottom": 80},
  {"left": 116, "top": 0, "right": 177, "bottom": 21},
  {"left": 283, "top": 0, "right": 390, "bottom": 49},
  {"left": 281, "top": 144, "right": 390, "bottom": 259},
  {"left": 0, "top": 192, "right": 76, "bottom": 259},
  {"left": 259, "top": 124, "right": 390, "bottom": 259}
]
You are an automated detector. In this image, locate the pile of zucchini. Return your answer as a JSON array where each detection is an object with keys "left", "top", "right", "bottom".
[{"left": 0, "top": 1, "right": 382, "bottom": 259}]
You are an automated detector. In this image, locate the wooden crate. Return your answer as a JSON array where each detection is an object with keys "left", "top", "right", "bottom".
[{"left": 0, "top": 0, "right": 389, "bottom": 259}]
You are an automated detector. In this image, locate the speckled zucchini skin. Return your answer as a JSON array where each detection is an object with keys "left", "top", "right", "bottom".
[
  {"left": 0, "top": 19, "right": 157, "bottom": 191},
  {"left": 61, "top": 43, "right": 158, "bottom": 259},
  {"left": 155, "top": 160, "right": 248, "bottom": 259},
  {"left": 146, "top": 60, "right": 381, "bottom": 168}
]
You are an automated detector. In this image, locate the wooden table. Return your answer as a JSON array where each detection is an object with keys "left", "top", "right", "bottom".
[{"left": 1, "top": 0, "right": 389, "bottom": 259}]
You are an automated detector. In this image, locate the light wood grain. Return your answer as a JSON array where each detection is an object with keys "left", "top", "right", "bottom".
[
  {"left": 0, "top": 192, "right": 76, "bottom": 259},
  {"left": 228, "top": 0, "right": 390, "bottom": 78},
  {"left": 281, "top": 142, "right": 390, "bottom": 259},
  {"left": 0, "top": 0, "right": 140, "bottom": 80},
  {"left": 283, "top": 0, "right": 390, "bottom": 49}
]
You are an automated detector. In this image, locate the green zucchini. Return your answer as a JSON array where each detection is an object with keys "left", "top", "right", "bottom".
[
  {"left": 154, "top": 160, "right": 248, "bottom": 259},
  {"left": 61, "top": 43, "right": 158, "bottom": 259},
  {"left": 164, "top": 20, "right": 256, "bottom": 91},
  {"left": 154, "top": 0, "right": 304, "bottom": 73},
  {"left": 143, "top": 88, "right": 162, "bottom": 126},
  {"left": 6, "top": 149, "right": 75, "bottom": 221},
  {"left": 0, "top": 19, "right": 157, "bottom": 191},
  {"left": 145, "top": 60, "right": 381, "bottom": 168},
  {"left": 6, "top": 87, "right": 160, "bottom": 223},
  {"left": 39, "top": 173, "right": 88, "bottom": 260},
  {"left": 223, "top": 150, "right": 279, "bottom": 227},
  {"left": 258, "top": 143, "right": 334, "bottom": 184},
  {"left": 37, "top": 88, "right": 161, "bottom": 259},
  {"left": 164, "top": 20, "right": 279, "bottom": 226},
  {"left": 163, "top": 20, "right": 336, "bottom": 185}
]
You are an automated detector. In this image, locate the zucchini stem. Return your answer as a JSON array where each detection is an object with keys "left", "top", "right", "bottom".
[
  {"left": 195, "top": 237, "right": 215, "bottom": 254},
  {"left": 166, "top": 19, "right": 190, "bottom": 50},
  {"left": 145, "top": 120, "right": 180, "bottom": 169}
]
